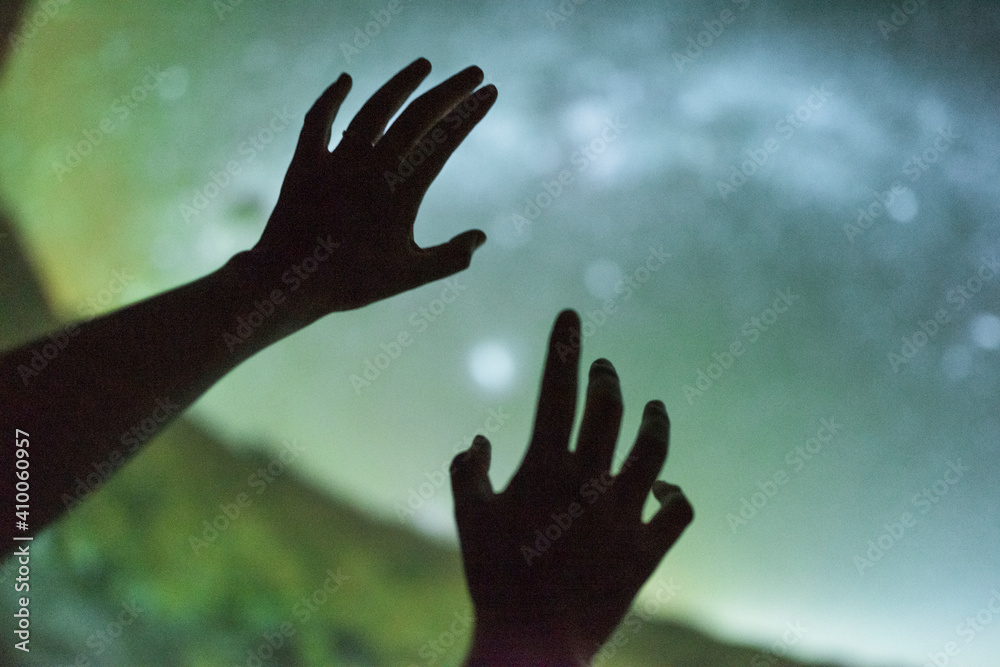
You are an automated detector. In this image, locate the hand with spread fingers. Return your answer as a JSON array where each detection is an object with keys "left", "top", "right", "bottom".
[
  {"left": 249, "top": 57, "right": 497, "bottom": 322},
  {"left": 0, "top": 59, "right": 498, "bottom": 548},
  {"left": 451, "top": 310, "right": 694, "bottom": 666}
]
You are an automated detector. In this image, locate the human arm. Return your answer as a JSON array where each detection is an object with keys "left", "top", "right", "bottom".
[
  {"left": 0, "top": 58, "right": 497, "bottom": 554},
  {"left": 451, "top": 310, "right": 695, "bottom": 665}
]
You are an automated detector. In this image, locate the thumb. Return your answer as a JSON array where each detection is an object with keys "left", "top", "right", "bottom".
[
  {"left": 450, "top": 434, "right": 494, "bottom": 520},
  {"left": 415, "top": 229, "right": 486, "bottom": 286}
]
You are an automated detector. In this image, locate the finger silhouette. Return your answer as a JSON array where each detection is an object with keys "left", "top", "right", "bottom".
[
  {"left": 343, "top": 57, "right": 432, "bottom": 144},
  {"left": 575, "top": 358, "right": 624, "bottom": 475},
  {"left": 451, "top": 434, "right": 495, "bottom": 524},
  {"left": 645, "top": 482, "right": 694, "bottom": 565},
  {"left": 378, "top": 65, "right": 484, "bottom": 161},
  {"left": 616, "top": 400, "right": 669, "bottom": 518},
  {"left": 411, "top": 229, "right": 487, "bottom": 286},
  {"left": 397, "top": 85, "right": 498, "bottom": 200},
  {"left": 296, "top": 73, "right": 353, "bottom": 156},
  {"left": 522, "top": 309, "right": 580, "bottom": 474}
]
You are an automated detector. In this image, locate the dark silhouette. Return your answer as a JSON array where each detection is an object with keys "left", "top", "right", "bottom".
[
  {"left": 453, "top": 310, "right": 694, "bottom": 666},
  {"left": 2, "top": 51, "right": 693, "bottom": 665},
  {"left": 0, "top": 58, "right": 496, "bottom": 552}
]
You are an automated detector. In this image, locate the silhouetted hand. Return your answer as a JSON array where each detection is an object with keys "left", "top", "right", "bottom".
[
  {"left": 249, "top": 57, "right": 496, "bottom": 323},
  {"left": 0, "top": 58, "right": 498, "bottom": 550},
  {"left": 451, "top": 310, "right": 694, "bottom": 665}
]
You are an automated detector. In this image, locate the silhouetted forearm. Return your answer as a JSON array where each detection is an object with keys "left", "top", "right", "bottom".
[{"left": 0, "top": 250, "right": 305, "bottom": 555}]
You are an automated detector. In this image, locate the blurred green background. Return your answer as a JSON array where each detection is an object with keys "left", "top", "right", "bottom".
[{"left": 1, "top": 0, "right": 998, "bottom": 665}]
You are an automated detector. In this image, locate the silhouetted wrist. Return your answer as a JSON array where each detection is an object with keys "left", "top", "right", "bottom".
[{"left": 463, "top": 621, "right": 591, "bottom": 667}]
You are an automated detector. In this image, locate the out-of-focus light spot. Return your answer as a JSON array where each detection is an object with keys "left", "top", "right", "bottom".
[
  {"left": 584, "top": 259, "right": 624, "bottom": 301},
  {"left": 970, "top": 312, "right": 1000, "bottom": 349},
  {"left": 243, "top": 39, "right": 280, "bottom": 73},
  {"left": 887, "top": 186, "right": 918, "bottom": 223},
  {"left": 581, "top": 145, "right": 626, "bottom": 185},
  {"left": 157, "top": 66, "right": 189, "bottom": 101},
  {"left": 469, "top": 341, "right": 515, "bottom": 392},
  {"left": 562, "top": 99, "right": 615, "bottom": 145},
  {"left": 941, "top": 344, "right": 972, "bottom": 381}
]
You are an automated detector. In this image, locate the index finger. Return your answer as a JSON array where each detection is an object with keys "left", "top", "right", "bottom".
[{"left": 521, "top": 310, "right": 582, "bottom": 472}]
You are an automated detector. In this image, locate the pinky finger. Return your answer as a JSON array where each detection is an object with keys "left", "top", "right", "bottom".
[{"left": 644, "top": 482, "right": 694, "bottom": 559}]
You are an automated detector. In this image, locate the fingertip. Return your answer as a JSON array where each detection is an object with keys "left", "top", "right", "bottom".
[
  {"left": 653, "top": 482, "right": 693, "bottom": 522},
  {"left": 472, "top": 433, "right": 491, "bottom": 452},
  {"left": 451, "top": 435, "right": 491, "bottom": 482},
  {"left": 453, "top": 229, "right": 486, "bottom": 252},
  {"left": 590, "top": 358, "right": 616, "bottom": 374},
  {"left": 550, "top": 309, "right": 581, "bottom": 366},
  {"left": 651, "top": 480, "right": 680, "bottom": 501},
  {"left": 411, "top": 57, "right": 431, "bottom": 75},
  {"left": 555, "top": 308, "right": 580, "bottom": 330},
  {"left": 466, "top": 65, "right": 484, "bottom": 85},
  {"left": 644, "top": 399, "right": 668, "bottom": 420}
]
